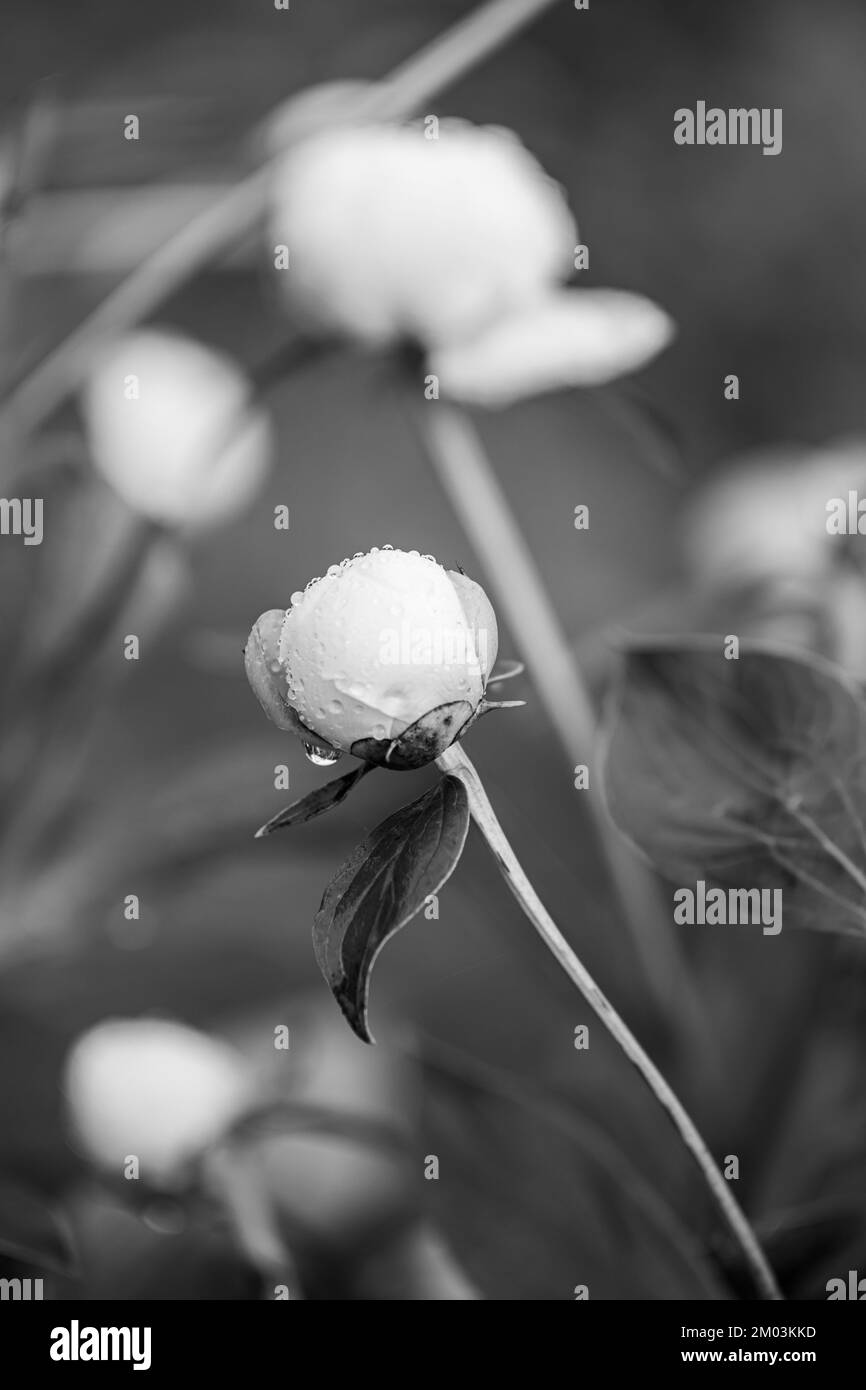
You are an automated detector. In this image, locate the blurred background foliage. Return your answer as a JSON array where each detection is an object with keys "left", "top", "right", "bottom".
[{"left": 1, "top": 0, "right": 866, "bottom": 1299}]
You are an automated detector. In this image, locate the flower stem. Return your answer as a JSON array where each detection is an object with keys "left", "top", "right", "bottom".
[
  {"left": 3, "top": 0, "right": 559, "bottom": 439},
  {"left": 204, "top": 1143, "right": 302, "bottom": 1299},
  {"left": 436, "top": 741, "right": 783, "bottom": 1302},
  {"left": 421, "top": 403, "right": 687, "bottom": 1017}
]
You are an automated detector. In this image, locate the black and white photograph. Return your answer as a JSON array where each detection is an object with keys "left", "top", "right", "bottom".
[{"left": 1, "top": 0, "right": 866, "bottom": 1350}]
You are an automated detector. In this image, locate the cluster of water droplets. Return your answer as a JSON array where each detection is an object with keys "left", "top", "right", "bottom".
[
  {"left": 287, "top": 545, "right": 444, "bottom": 606},
  {"left": 285, "top": 546, "right": 447, "bottom": 763}
]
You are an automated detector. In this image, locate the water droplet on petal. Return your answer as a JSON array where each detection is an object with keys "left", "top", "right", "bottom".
[
  {"left": 290, "top": 591, "right": 304, "bottom": 607},
  {"left": 303, "top": 742, "right": 342, "bottom": 767},
  {"left": 329, "top": 699, "right": 343, "bottom": 714},
  {"left": 326, "top": 564, "right": 341, "bottom": 578},
  {"left": 382, "top": 543, "right": 393, "bottom": 551},
  {"left": 372, "top": 723, "right": 387, "bottom": 739}
]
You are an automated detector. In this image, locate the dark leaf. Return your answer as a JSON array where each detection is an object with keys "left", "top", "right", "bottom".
[
  {"left": 313, "top": 776, "right": 470, "bottom": 1041},
  {"left": 255, "top": 763, "right": 372, "bottom": 837},
  {"left": 750, "top": 1202, "right": 866, "bottom": 1301},
  {"left": 0, "top": 1183, "right": 75, "bottom": 1275},
  {"left": 350, "top": 701, "right": 474, "bottom": 770},
  {"left": 69, "top": 1193, "right": 257, "bottom": 1300},
  {"left": 477, "top": 698, "right": 526, "bottom": 716},
  {"left": 601, "top": 637, "right": 866, "bottom": 935},
  {"left": 418, "top": 1043, "right": 728, "bottom": 1300}
]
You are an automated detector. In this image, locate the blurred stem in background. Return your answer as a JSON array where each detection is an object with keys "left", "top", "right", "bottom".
[
  {"left": 2, "top": 0, "right": 559, "bottom": 439},
  {"left": 204, "top": 1143, "right": 302, "bottom": 1300},
  {"left": 421, "top": 403, "right": 689, "bottom": 1021},
  {"left": 436, "top": 741, "right": 783, "bottom": 1303}
]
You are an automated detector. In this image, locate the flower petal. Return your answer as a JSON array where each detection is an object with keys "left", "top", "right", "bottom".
[{"left": 430, "top": 289, "right": 675, "bottom": 407}]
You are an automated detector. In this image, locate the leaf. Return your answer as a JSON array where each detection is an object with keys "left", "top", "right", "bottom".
[
  {"left": 0, "top": 1183, "right": 75, "bottom": 1275},
  {"left": 255, "top": 764, "right": 372, "bottom": 837},
  {"left": 313, "top": 776, "right": 470, "bottom": 1042},
  {"left": 350, "top": 701, "right": 474, "bottom": 770},
  {"left": 601, "top": 637, "right": 866, "bottom": 935},
  {"left": 417, "top": 1044, "right": 729, "bottom": 1300},
  {"left": 744, "top": 1201, "right": 866, "bottom": 1302}
]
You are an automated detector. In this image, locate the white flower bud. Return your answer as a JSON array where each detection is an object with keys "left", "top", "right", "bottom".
[
  {"left": 64, "top": 1019, "right": 250, "bottom": 1187},
  {"left": 81, "top": 330, "right": 272, "bottom": 529},
  {"left": 270, "top": 120, "right": 576, "bottom": 349},
  {"left": 247, "top": 548, "right": 498, "bottom": 765}
]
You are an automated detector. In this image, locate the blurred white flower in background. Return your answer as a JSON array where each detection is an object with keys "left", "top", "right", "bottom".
[
  {"left": 271, "top": 120, "right": 573, "bottom": 349},
  {"left": 81, "top": 330, "right": 272, "bottom": 529},
  {"left": 430, "top": 289, "right": 674, "bottom": 407},
  {"left": 682, "top": 437, "right": 866, "bottom": 677},
  {"left": 270, "top": 118, "right": 673, "bottom": 404},
  {"left": 246, "top": 547, "right": 498, "bottom": 762},
  {"left": 683, "top": 439, "right": 866, "bottom": 585},
  {"left": 64, "top": 1018, "right": 251, "bottom": 1188}
]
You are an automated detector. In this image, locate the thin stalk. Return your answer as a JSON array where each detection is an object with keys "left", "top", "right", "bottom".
[
  {"left": 3, "top": 0, "right": 558, "bottom": 437},
  {"left": 421, "top": 403, "right": 686, "bottom": 1014},
  {"left": 436, "top": 741, "right": 783, "bottom": 1302},
  {"left": 204, "top": 1143, "right": 302, "bottom": 1300}
]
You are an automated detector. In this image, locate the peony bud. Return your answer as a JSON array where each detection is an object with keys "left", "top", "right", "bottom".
[
  {"left": 64, "top": 1019, "right": 250, "bottom": 1188},
  {"left": 270, "top": 120, "right": 576, "bottom": 349},
  {"left": 81, "top": 329, "right": 272, "bottom": 529},
  {"left": 245, "top": 547, "right": 498, "bottom": 768}
]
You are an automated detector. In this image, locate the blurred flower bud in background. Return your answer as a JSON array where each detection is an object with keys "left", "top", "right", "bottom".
[
  {"left": 64, "top": 1019, "right": 252, "bottom": 1188},
  {"left": 236, "top": 1005, "right": 418, "bottom": 1257},
  {"left": 683, "top": 440, "right": 866, "bottom": 586},
  {"left": 81, "top": 330, "right": 272, "bottom": 530},
  {"left": 245, "top": 548, "right": 498, "bottom": 767},
  {"left": 682, "top": 438, "right": 866, "bottom": 677}
]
